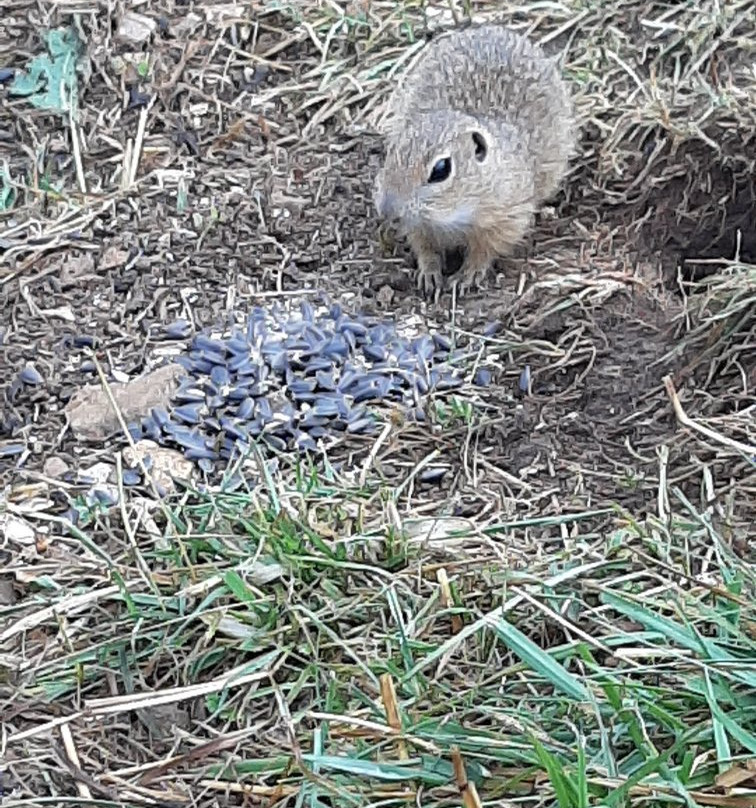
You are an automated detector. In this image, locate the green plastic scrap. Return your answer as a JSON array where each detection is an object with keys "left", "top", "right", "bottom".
[{"left": 9, "top": 27, "right": 81, "bottom": 114}]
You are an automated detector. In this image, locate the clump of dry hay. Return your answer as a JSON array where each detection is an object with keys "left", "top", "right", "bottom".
[{"left": 663, "top": 260, "right": 755, "bottom": 526}]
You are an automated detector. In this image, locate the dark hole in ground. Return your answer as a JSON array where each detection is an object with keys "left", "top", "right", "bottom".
[
  {"left": 649, "top": 150, "right": 756, "bottom": 277},
  {"left": 585, "top": 134, "right": 756, "bottom": 282}
]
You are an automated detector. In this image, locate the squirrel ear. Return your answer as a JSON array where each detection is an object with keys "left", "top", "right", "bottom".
[{"left": 472, "top": 131, "right": 488, "bottom": 162}]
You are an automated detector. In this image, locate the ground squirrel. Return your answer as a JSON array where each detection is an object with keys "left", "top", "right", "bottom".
[{"left": 374, "top": 24, "right": 576, "bottom": 295}]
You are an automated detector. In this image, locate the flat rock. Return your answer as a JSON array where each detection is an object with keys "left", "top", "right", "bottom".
[
  {"left": 123, "top": 439, "right": 194, "bottom": 492},
  {"left": 65, "top": 364, "right": 186, "bottom": 441},
  {"left": 42, "top": 456, "right": 70, "bottom": 479}
]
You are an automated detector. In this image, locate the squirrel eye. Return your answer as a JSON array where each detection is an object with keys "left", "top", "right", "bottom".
[
  {"left": 428, "top": 157, "right": 452, "bottom": 183},
  {"left": 472, "top": 132, "right": 487, "bottom": 162}
]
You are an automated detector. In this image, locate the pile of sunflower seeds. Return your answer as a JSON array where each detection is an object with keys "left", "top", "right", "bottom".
[{"left": 127, "top": 299, "right": 494, "bottom": 473}]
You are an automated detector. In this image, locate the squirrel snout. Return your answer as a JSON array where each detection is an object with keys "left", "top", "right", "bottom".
[{"left": 375, "top": 190, "right": 402, "bottom": 221}]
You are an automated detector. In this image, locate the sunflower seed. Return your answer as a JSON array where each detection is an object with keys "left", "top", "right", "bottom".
[{"left": 20, "top": 364, "right": 44, "bottom": 385}]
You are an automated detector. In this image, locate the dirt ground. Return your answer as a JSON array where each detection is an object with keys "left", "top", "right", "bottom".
[
  {"left": 1, "top": 4, "right": 755, "bottom": 805},
  {"left": 1, "top": 3, "right": 754, "bottom": 541}
]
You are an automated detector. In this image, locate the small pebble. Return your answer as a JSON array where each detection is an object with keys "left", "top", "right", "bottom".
[{"left": 43, "top": 456, "right": 69, "bottom": 478}]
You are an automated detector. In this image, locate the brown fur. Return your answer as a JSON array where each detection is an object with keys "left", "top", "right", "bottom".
[{"left": 374, "top": 24, "right": 577, "bottom": 295}]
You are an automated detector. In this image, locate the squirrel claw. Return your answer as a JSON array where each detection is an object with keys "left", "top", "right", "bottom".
[
  {"left": 457, "top": 265, "right": 489, "bottom": 295},
  {"left": 417, "top": 263, "right": 443, "bottom": 299}
]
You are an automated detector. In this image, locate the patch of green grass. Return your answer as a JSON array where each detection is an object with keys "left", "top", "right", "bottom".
[
  {"left": 432, "top": 395, "right": 476, "bottom": 428},
  {"left": 4, "top": 461, "right": 755, "bottom": 805}
]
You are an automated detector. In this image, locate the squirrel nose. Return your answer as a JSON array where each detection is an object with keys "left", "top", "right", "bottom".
[{"left": 377, "top": 191, "right": 401, "bottom": 221}]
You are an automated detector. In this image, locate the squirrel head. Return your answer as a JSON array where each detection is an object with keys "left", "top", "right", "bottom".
[{"left": 374, "top": 112, "right": 516, "bottom": 241}]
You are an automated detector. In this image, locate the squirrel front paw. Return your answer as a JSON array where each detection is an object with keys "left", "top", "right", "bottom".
[
  {"left": 457, "top": 253, "right": 491, "bottom": 294},
  {"left": 416, "top": 255, "right": 444, "bottom": 298}
]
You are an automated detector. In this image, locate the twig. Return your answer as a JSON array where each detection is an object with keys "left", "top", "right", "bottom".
[{"left": 663, "top": 375, "right": 755, "bottom": 458}]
